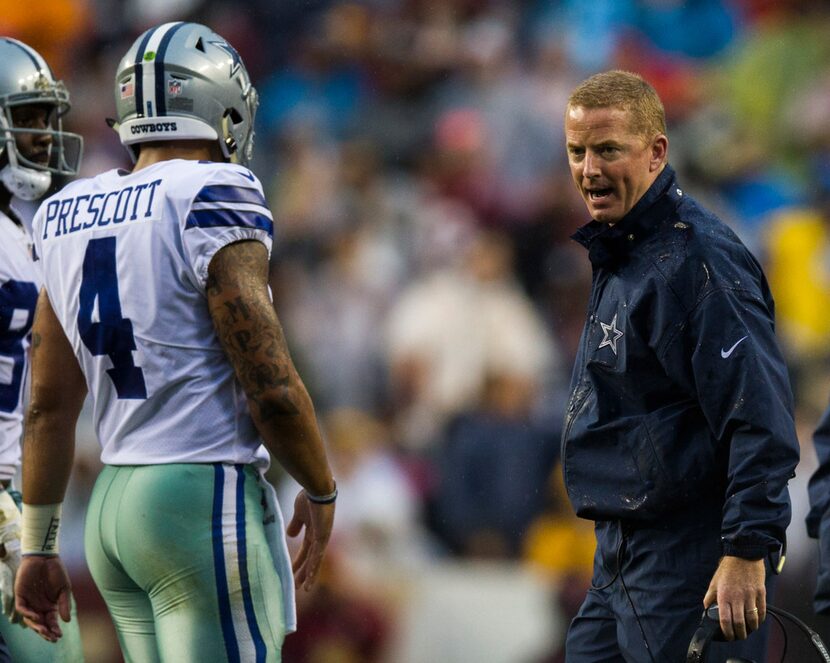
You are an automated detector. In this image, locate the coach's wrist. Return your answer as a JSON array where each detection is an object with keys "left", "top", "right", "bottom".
[{"left": 21, "top": 503, "right": 62, "bottom": 555}]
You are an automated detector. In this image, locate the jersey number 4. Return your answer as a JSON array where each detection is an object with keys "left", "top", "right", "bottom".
[{"left": 78, "top": 237, "right": 147, "bottom": 399}]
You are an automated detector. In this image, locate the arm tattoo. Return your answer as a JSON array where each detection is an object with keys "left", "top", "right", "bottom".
[
  {"left": 223, "top": 297, "right": 251, "bottom": 324},
  {"left": 207, "top": 241, "right": 300, "bottom": 418}
]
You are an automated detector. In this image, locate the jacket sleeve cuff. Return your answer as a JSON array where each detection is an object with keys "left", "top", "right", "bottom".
[
  {"left": 722, "top": 536, "right": 786, "bottom": 574},
  {"left": 720, "top": 541, "right": 768, "bottom": 560}
]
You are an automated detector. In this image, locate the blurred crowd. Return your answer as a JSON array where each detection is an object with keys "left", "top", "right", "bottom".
[{"left": 4, "top": 0, "right": 830, "bottom": 661}]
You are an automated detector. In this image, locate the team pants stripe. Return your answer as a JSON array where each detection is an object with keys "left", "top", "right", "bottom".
[
  {"left": 235, "top": 464, "right": 267, "bottom": 662},
  {"left": 212, "top": 463, "right": 268, "bottom": 662},
  {"left": 212, "top": 463, "right": 240, "bottom": 663}
]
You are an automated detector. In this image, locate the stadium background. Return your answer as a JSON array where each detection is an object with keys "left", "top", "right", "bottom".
[{"left": 4, "top": 0, "right": 830, "bottom": 660}]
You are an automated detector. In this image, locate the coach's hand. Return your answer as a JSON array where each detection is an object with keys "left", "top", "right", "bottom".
[
  {"left": 703, "top": 556, "right": 766, "bottom": 641},
  {"left": 0, "top": 489, "right": 22, "bottom": 620},
  {"left": 287, "top": 490, "right": 335, "bottom": 592},
  {"left": 14, "top": 555, "right": 71, "bottom": 642}
]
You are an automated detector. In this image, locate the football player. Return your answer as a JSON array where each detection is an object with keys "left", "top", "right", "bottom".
[
  {"left": 15, "top": 22, "right": 336, "bottom": 662},
  {"left": 0, "top": 37, "right": 84, "bottom": 663}
]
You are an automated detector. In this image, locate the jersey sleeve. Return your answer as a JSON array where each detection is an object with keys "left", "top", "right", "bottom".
[{"left": 180, "top": 165, "right": 273, "bottom": 290}]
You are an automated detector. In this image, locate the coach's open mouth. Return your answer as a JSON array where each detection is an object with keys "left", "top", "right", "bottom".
[{"left": 587, "top": 187, "right": 613, "bottom": 201}]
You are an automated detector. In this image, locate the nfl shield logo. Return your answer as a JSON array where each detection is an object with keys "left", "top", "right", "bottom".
[{"left": 168, "top": 79, "right": 182, "bottom": 95}]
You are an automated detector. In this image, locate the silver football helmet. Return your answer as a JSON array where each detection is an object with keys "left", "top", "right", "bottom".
[
  {"left": 114, "top": 22, "right": 259, "bottom": 165},
  {"left": 0, "top": 38, "right": 83, "bottom": 200}
]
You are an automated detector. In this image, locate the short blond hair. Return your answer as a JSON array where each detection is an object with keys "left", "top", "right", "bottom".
[{"left": 567, "top": 70, "right": 666, "bottom": 139}]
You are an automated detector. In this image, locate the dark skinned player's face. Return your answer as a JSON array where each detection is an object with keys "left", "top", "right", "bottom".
[{"left": 8, "top": 105, "right": 53, "bottom": 167}]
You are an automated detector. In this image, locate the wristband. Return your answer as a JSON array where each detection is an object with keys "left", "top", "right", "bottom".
[
  {"left": 306, "top": 483, "right": 337, "bottom": 505},
  {"left": 21, "top": 503, "right": 62, "bottom": 555}
]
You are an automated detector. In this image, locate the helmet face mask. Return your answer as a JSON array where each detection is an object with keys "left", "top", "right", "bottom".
[
  {"left": 114, "top": 22, "right": 259, "bottom": 166},
  {"left": 0, "top": 38, "right": 83, "bottom": 200}
]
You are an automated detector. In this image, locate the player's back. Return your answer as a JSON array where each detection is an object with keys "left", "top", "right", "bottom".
[{"left": 33, "top": 159, "right": 273, "bottom": 467}]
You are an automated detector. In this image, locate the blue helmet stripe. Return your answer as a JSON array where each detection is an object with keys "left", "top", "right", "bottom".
[
  {"left": 2, "top": 39, "right": 46, "bottom": 74},
  {"left": 154, "top": 22, "right": 187, "bottom": 117},
  {"left": 133, "top": 28, "right": 156, "bottom": 118}
]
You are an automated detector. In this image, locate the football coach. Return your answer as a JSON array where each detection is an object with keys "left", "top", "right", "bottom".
[{"left": 559, "top": 70, "right": 799, "bottom": 662}]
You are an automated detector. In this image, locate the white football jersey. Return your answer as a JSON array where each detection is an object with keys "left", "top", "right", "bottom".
[
  {"left": 33, "top": 159, "right": 273, "bottom": 467},
  {"left": 0, "top": 210, "right": 39, "bottom": 480}
]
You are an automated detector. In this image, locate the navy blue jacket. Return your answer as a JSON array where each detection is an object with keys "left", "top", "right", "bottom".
[
  {"left": 807, "top": 405, "right": 830, "bottom": 612},
  {"left": 563, "top": 165, "right": 799, "bottom": 560}
]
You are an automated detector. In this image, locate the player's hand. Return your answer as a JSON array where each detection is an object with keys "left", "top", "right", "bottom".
[
  {"left": 703, "top": 556, "right": 766, "bottom": 641},
  {"left": 14, "top": 555, "right": 71, "bottom": 642},
  {"left": 286, "top": 490, "right": 335, "bottom": 592},
  {"left": 0, "top": 489, "right": 22, "bottom": 620}
]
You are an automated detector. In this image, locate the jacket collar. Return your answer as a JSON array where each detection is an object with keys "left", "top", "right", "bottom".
[{"left": 572, "top": 164, "right": 682, "bottom": 269}]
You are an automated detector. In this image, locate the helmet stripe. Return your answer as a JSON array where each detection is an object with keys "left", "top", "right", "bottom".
[
  {"left": 132, "top": 29, "right": 156, "bottom": 118},
  {"left": 154, "top": 22, "right": 188, "bottom": 117},
  {"left": 133, "top": 22, "right": 183, "bottom": 118},
  {"left": 2, "top": 38, "right": 50, "bottom": 76}
]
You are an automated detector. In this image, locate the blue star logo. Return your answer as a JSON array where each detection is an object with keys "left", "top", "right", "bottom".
[{"left": 209, "top": 40, "right": 242, "bottom": 77}]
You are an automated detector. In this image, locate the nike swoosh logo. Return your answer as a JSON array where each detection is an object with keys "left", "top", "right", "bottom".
[
  {"left": 237, "top": 169, "right": 255, "bottom": 182},
  {"left": 720, "top": 335, "right": 748, "bottom": 358}
]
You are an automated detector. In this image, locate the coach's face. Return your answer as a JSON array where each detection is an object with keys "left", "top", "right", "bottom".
[{"left": 565, "top": 105, "right": 667, "bottom": 225}]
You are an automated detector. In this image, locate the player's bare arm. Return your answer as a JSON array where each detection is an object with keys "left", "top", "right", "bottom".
[
  {"left": 22, "top": 290, "right": 87, "bottom": 505},
  {"left": 206, "top": 239, "right": 332, "bottom": 488},
  {"left": 207, "top": 239, "right": 335, "bottom": 590},
  {"left": 16, "top": 290, "right": 86, "bottom": 640}
]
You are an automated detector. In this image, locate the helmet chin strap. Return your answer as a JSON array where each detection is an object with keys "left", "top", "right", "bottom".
[{"left": 0, "top": 163, "right": 51, "bottom": 201}]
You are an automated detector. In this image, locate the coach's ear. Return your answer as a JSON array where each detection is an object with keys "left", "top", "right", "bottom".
[{"left": 649, "top": 133, "right": 668, "bottom": 172}]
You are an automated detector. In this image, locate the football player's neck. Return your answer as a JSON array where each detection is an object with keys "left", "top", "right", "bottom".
[{"left": 133, "top": 140, "right": 223, "bottom": 172}]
